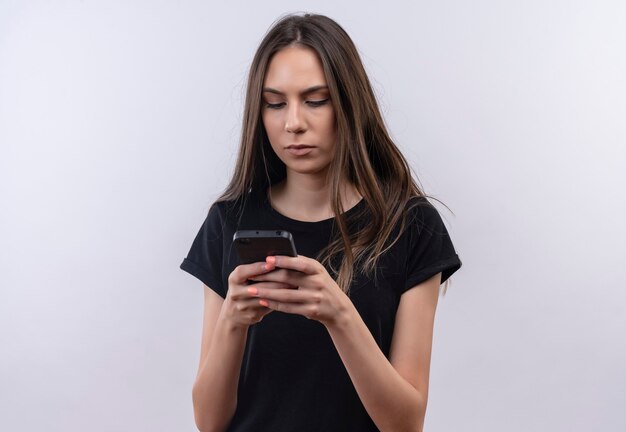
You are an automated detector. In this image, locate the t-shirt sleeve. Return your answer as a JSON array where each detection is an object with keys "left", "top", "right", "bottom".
[
  {"left": 402, "top": 199, "right": 462, "bottom": 294},
  {"left": 179, "top": 203, "right": 226, "bottom": 298}
]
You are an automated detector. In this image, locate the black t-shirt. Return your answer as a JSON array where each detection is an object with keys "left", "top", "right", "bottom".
[{"left": 180, "top": 187, "right": 462, "bottom": 431}]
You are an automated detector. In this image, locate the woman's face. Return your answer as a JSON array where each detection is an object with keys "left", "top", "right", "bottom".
[{"left": 261, "top": 45, "right": 337, "bottom": 177}]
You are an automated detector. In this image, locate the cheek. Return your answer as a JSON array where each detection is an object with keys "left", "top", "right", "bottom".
[
  {"left": 262, "top": 113, "right": 282, "bottom": 142},
  {"left": 322, "top": 112, "right": 337, "bottom": 142},
  {"left": 262, "top": 116, "right": 285, "bottom": 159}
]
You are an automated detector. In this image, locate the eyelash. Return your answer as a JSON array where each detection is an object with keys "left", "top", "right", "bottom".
[{"left": 264, "top": 99, "right": 330, "bottom": 109}]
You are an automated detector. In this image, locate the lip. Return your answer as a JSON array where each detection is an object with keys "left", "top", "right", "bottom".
[
  {"left": 286, "top": 144, "right": 315, "bottom": 149},
  {"left": 285, "top": 145, "right": 315, "bottom": 156}
]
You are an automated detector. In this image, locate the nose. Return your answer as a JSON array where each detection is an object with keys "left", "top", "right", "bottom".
[{"left": 284, "top": 103, "right": 305, "bottom": 134}]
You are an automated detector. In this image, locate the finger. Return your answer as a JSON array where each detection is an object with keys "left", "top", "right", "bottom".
[
  {"left": 272, "top": 255, "right": 318, "bottom": 275},
  {"left": 229, "top": 282, "right": 272, "bottom": 300},
  {"left": 249, "top": 268, "right": 306, "bottom": 285},
  {"left": 232, "top": 297, "right": 272, "bottom": 313},
  {"left": 248, "top": 281, "right": 298, "bottom": 290},
  {"left": 251, "top": 286, "right": 314, "bottom": 303},
  {"left": 230, "top": 280, "right": 293, "bottom": 300},
  {"left": 259, "top": 300, "right": 320, "bottom": 320},
  {"left": 229, "top": 260, "right": 276, "bottom": 285},
  {"left": 233, "top": 300, "right": 274, "bottom": 324}
]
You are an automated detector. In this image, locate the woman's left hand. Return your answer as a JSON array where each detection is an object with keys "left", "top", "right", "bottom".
[{"left": 246, "top": 255, "right": 352, "bottom": 328}]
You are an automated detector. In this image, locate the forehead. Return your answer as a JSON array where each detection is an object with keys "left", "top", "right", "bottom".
[{"left": 263, "top": 46, "right": 327, "bottom": 91}]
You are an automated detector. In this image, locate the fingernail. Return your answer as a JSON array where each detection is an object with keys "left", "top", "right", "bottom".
[
  {"left": 247, "top": 287, "right": 258, "bottom": 296},
  {"left": 259, "top": 299, "right": 269, "bottom": 307},
  {"left": 266, "top": 256, "right": 276, "bottom": 266}
]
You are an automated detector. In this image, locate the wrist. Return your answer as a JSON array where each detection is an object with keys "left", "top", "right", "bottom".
[
  {"left": 323, "top": 295, "right": 356, "bottom": 332},
  {"left": 219, "top": 299, "right": 250, "bottom": 333}
]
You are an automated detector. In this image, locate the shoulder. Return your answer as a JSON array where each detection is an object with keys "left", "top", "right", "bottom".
[
  {"left": 397, "top": 195, "right": 454, "bottom": 259},
  {"left": 401, "top": 195, "right": 462, "bottom": 287},
  {"left": 208, "top": 190, "right": 254, "bottom": 221},
  {"left": 206, "top": 188, "right": 267, "bottom": 230},
  {"left": 201, "top": 198, "right": 241, "bottom": 238},
  {"left": 400, "top": 195, "right": 445, "bottom": 236},
  {"left": 405, "top": 195, "right": 438, "bottom": 217}
]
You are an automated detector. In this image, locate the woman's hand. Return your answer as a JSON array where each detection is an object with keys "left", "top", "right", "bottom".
[
  {"left": 223, "top": 259, "right": 297, "bottom": 329},
  {"left": 246, "top": 255, "right": 353, "bottom": 328}
]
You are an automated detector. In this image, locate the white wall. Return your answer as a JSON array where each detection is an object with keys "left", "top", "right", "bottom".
[{"left": 1, "top": 1, "right": 624, "bottom": 431}]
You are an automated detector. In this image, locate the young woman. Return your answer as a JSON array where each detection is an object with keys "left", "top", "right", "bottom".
[{"left": 180, "top": 12, "right": 462, "bottom": 432}]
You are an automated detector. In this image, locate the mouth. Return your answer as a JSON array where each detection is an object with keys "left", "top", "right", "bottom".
[
  {"left": 285, "top": 145, "right": 315, "bottom": 156},
  {"left": 286, "top": 144, "right": 315, "bottom": 149}
]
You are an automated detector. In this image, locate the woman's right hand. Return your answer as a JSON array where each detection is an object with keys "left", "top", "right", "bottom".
[{"left": 222, "top": 257, "right": 296, "bottom": 328}]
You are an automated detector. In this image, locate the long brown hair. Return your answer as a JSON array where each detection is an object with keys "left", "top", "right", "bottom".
[{"left": 217, "top": 12, "right": 454, "bottom": 295}]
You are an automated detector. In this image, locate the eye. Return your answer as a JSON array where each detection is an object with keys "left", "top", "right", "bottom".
[
  {"left": 263, "top": 99, "right": 330, "bottom": 110},
  {"left": 307, "top": 99, "right": 329, "bottom": 107},
  {"left": 264, "top": 102, "right": 285, "bottom": 109}
]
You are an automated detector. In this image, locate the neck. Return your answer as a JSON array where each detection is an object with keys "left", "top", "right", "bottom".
[{"left": 268, "top": 170, "right": 362, "bottom": 221}]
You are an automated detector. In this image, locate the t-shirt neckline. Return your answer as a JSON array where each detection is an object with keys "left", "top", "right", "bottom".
[{"left": 259, "top": 186, "right": 366, "bottom": 230}]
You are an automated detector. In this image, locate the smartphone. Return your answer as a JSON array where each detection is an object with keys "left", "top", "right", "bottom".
[{"left": 232, "top": 230, "right": 298, "bottom": 265}]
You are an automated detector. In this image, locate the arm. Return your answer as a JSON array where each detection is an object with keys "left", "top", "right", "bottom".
[
  {"left": 192, "top": 261, "right": 283, "bottom": 432},
  {"left": 191, "top": 286, "right": 246, "bottom": 432},
  {"left": 249, "top": 257, "right": 442, "bottom": 432},
  {"left": 325, "top": 272, "right": 441, "bottom": 432}
]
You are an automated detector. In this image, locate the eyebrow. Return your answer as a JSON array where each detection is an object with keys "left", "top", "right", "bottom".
[{"left": 262, "top": 85, "right": 329, "bottom": 96}]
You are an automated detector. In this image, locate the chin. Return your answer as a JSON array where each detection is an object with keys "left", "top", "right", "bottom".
[{"left": 285, "top": 163, "right": 331, "bottom": 176}]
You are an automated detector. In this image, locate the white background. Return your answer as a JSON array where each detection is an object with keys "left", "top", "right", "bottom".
[{"left": 1, "top": 1, "right": 625, "bottom": 431}]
